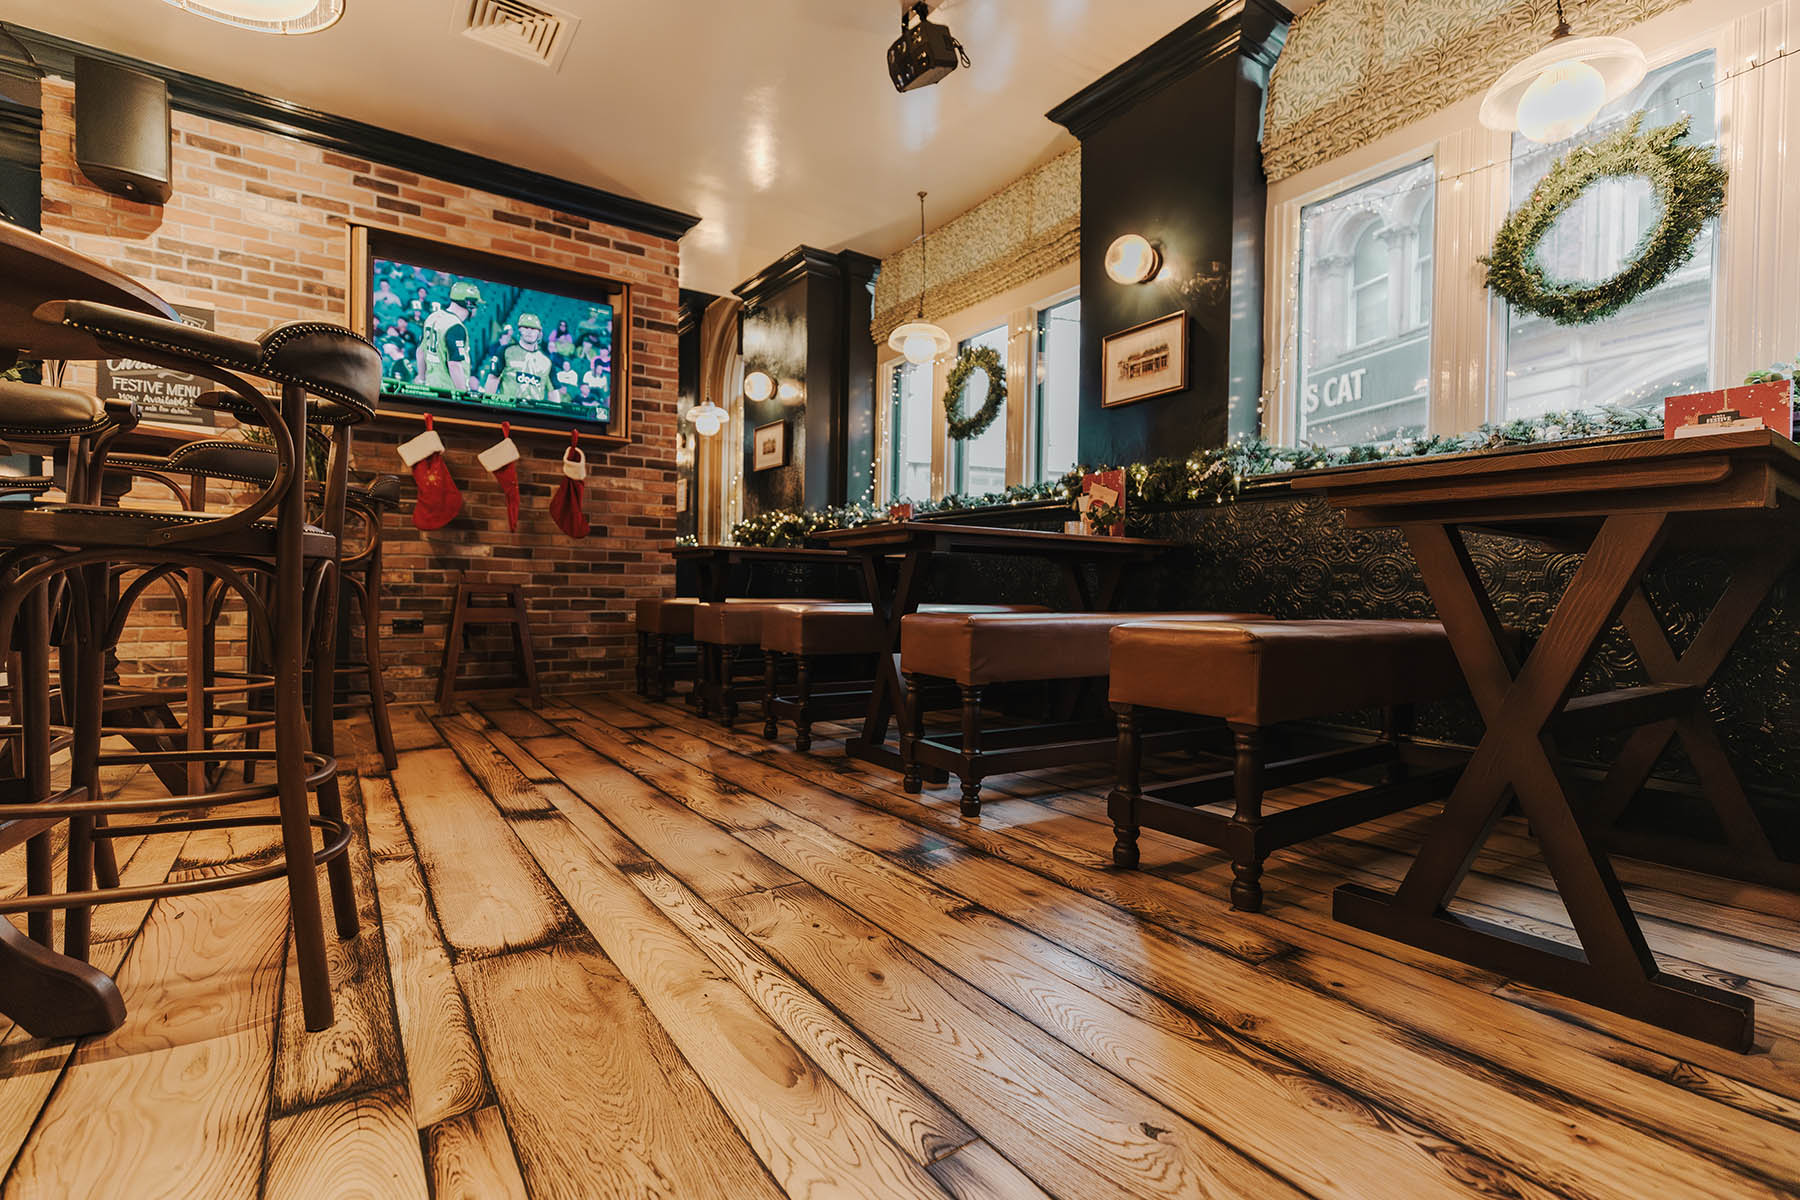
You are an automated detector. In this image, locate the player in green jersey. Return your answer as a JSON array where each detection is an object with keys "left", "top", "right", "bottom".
[
  {"left": 416, "top": 281, "right": 483, "bottom": 392},
  {"left": 497, "top": 313, "right": 553, "bottom": 407}
]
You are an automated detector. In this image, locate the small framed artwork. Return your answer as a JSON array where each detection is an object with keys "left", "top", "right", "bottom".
[
  {"left": 752, "top": 420, "right": 787, "bottom": 471},
  {"left": 1101, "top": 311, "right": 1188, "bottom": 407}
]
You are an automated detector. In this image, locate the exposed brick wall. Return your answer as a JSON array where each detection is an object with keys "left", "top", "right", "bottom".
[{"left": 36, "top": 78, "right": 679, "bottom": 699}]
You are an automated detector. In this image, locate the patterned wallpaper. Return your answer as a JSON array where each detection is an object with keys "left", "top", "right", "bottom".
[
  {"left": 871, "top": 148, "right": 1081, "bottom": 345},
  {"left": 1263, "top": 0, "right": 1690, "bottom": 180}
]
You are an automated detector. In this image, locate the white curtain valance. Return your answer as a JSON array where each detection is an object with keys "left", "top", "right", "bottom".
[
  {"left": 1262, "top": 0, "right": 1690, "bottom": 182},
  {"left": 872, "top": 148, "right": 1080, "bottom": 346}
]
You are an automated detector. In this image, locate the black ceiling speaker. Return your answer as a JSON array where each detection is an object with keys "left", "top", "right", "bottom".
[
  {"left": 74, "top": 56, "right": 172, "bottom": 204},
  {"left": 888, "top": 1, "right": 968, "bottom": 93}
]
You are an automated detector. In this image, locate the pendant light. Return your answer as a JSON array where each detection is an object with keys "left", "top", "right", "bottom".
[
  {"left": 887, "top": 191, "right": 952, "bottom": 366},
  {"left": 161, "top": 0, "right": 344, "bottom": 34},
  {"left": 687, "top": 399, "right": 727, "bottom": 437},
  {"left": 1479, "top": 0, "right": 1645, "bottom": 143}
]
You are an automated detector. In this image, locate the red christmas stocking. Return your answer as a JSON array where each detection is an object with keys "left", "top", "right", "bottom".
[
  {"left": 478, "top": 425, "right": 522, "bottom": 531},
  {"left": 549, "top": 443, "right": 589, "bottom": 538},
  {"left": 398, "top": 417, "right": 462, "bottom": 530}
]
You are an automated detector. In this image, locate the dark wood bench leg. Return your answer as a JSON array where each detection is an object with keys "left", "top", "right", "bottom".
[
  {"left": 720, "top": 645, "right": 740, "bottom": 727},
  {"left": 794, "top": 656, "right": 815, "bottom": 751},
  {"left": 1229, "top": 722, "right": 1266, "bottom": 912},
  {"left": 901, "top": 671, "right": 924, "bottom": 794},
  {"left": 1383, "top": 703, "right": 1415, "bottom": 783},
  {"left": 1109, "top": 702, "right": 1142, "bottom": 870},
  {"left": 959, "top": 683, "right": 985, "bottom": 818},
  {"left": 647, "top": 634, "right": 666, "bottom": 701},
  {"left": 762, "top": 651, "right": 781, "bottom": 740},
  {"left": 636, "top": 630, "right": 650, "bottom": 696}
]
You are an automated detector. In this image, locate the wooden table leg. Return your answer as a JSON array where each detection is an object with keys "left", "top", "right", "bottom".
[
  {"left": 1335, "top": 514, "right": 1757, "bottom": 1051},
  {"left": 844, "top": 549, "right": 944, "bottom": 779},
  {"left": 1589, "top": 538, "right": 1800, "bottom": 888}
]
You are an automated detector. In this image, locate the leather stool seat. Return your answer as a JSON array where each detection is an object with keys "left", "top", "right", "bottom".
[
  {"left": 693, "top": 599, "right": 840, "bottom": 647},
  {"left": 636, "top": 596, "right": 701, "bottom": 637},
  {"left": 1109, "top": 618, "right": 1466, "bottom": 724},
  {"left": 902, "top": 610, "right": 1263, "bottom": 686},
  {"left": 762, "top": 602, "right": 1049, "bottom": 658},
  {"left": 1106, "top": 618, "right": 1468, "bottom": 913}
]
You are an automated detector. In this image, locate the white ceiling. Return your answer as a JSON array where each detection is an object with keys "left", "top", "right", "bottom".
[{"left": 7, "top": 0, "right": 1301, "bottom": 294}]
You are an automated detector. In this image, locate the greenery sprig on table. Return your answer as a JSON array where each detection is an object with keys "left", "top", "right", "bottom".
[
  {"left": 1481, "top": 115, "right": 1727, "bottom": 327},
  {"left": 942, "top": 345, "right": 1006, "bottom": 441},
  {"left": 726, "top": 404, "right": 1672, "bottom": 546}
]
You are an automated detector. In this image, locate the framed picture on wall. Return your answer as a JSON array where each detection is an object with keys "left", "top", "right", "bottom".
[
  {"left": 753, "top": 420, "right": 787, "bottom": 471},
  {"left": 1101, "top": 311, "right": 1188, "bottom": 407}
]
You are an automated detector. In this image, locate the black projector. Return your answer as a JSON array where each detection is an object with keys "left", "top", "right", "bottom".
[{"left": 888, "top": 2, "right": 968, "bottom": 93}]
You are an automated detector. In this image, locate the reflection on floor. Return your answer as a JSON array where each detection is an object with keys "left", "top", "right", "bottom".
[{"left": 1, "top": 693, "right": 1797, "bottom": 1199}]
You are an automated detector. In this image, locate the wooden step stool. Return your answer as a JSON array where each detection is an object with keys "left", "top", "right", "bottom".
[{"left": 437, "top": 576, "right": 542, "bottom": 713}]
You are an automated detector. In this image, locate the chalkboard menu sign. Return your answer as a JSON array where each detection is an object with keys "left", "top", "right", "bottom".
[{"left": 95, "top": 304, "right": 217, "bottom": 428}]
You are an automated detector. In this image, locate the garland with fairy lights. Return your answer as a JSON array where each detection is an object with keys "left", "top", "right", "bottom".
[
  {"left": 942, "top": 345, "right": 1006, "bottom": 440},
  {"left": 723, "top": 406, "right": 1682, "bottom": 545},
  {"left": 1481, "top": 115, "right": 1726, "bottom": 327}
]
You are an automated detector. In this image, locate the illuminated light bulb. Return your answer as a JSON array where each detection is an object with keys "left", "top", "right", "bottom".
[
  {"left": 889, "top": 319, "right": 951, "bottom": 365},
  {"left": 777, "top": 380, "right": 801, "bottom": 402},
  {"left": 903, "top": 334, "right": 936, "bottom": 363},
  {"left": 1105, "top": 234, "right": 1162, "bottom": 285},
  {"left": 688, "top": 402, "right": 727, "bottom": 437},
  {"left": 743, "top": 371, "right": 775, "bottom": 402},
  {"left": 1516, "top": 58, "right": 1607, "bottom": 143}
]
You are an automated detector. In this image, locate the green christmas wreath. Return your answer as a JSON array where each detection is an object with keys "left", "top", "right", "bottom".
[
  {"left": 943, "top": 345, "right": 1006, "bottom": 440},
  {"left": 1481, "top": 115, "right": 1726, "bottom": 327}
]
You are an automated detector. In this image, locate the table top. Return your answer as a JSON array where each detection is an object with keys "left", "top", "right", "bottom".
[
  {"left": 0, "top": 221, "right": 176, "bottom": 362},
  {"left": 1292, "top": 430, "right": 1800, "bottom": 529},
  {"left": 671, "top": 544, "right": 850, "bottom": 562},
  {"left": 815, "top": 520, "right": 1179, "bottom": 556}
]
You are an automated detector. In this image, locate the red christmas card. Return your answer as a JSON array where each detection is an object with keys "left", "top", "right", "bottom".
[
  {"left": 1664, "top": 381, "right": 1794, "bottom": 439},
  {"left": 1079, "top": 469, "right": 1127, "bottom": 536}
]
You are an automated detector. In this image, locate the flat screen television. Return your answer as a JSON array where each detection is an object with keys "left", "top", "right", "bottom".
[{"left": 352, "top": 227, "right": 630, "bottom": 439}]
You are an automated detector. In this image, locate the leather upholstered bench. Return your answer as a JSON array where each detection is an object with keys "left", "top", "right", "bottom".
[
  {"left": 759, "top": 602, "right": 1046, "bottom": 750},
  {"left": 1108, "top": 618, "right": 1468, "bottom": 912},
  {"left": 635, "top": 597, "right": 702, "bottom": 700},
  {"left": 899, "top": 610, "right": 1261, "bottom": 816},
  {"left": 692, "top": 599, "right": 838, "bottom": 725}
]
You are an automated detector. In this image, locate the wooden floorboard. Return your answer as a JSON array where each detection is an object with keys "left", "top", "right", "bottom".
[{"left": 0, "top": 698, "right": 1793, "bottom": 1199}]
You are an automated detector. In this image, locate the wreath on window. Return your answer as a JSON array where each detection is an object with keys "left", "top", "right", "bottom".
[
  {"left": 943, "top": 345, "right": 1006, "bottom": 441},
  {"left": 1480, "top": 115, "right": 1726, "bottom": 327}
]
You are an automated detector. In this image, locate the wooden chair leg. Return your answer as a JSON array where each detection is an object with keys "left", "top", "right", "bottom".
[
  {"left": 438, "top": 583, "right": 468, "bottom": 715},
  {"left": 309, "top": 566, "right": 358, "bottom": 942},
  {"left": 958, "top": 683, "right": 985, "bottom": 818},
  {"left": 1229, "top": 722, "right": 1266, "bottom": 913},
  {"left": 512, "top": 590, "right": 541, "bottom": 709},
  {"left": 20, "top": 587, "right": 53, "bottom": 946},
  {"left": 794, "top": 656, "right": 814, "bottom": 752},
  {"left": 1109, "top": 702, "right": 1142, "bottom": 870},
  {"left": 762, "top": 651, "right": 781, "bottom": 740},
  {"left": 901, "top": 672, "right": 926, "bottom": 793},
  {"left": 362, "top": 559, "right": 398, "bottom": 773}
]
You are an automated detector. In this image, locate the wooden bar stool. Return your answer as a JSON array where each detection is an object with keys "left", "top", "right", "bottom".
[{"left": 438, "top": 576, "right": 542, "bottom": 713}]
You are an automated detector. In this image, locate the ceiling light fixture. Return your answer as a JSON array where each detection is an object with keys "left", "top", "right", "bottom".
[
  {"left": 687, "top": 400, "right": 727, "bottom": 438},
  {"left": 887, "top": 190, "right": 952, "bottom": 366},
  {"left": 160, "top": 0, "right": 344, "bottom": 34},
  {"left": 1105, "top": 234, "right": 1163, "bottom": 285},
  {"left": 1479, "top": 0, "right": 1645, "bottom": 143},
  {"left": 743, "top": 370, "right": 775, "bottom": 403}
]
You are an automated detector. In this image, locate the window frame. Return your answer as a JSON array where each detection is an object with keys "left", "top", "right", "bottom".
[{"left": 1262, "top": 1, "right": 1769, "bottom": 448}]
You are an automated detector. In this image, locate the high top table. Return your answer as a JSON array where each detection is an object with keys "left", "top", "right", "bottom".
[
  {"left": 1296, "top": 430, "right": 1800, "bottom": 1050},
  {"left": 814, "top": 521, "right": 1179, "bottom": 775}
]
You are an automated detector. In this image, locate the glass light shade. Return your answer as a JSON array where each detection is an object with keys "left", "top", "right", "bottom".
[
  {"left": 688, "top": 401, "right": 727, "bottom": 437},
  {"left": 776, "top": 380, "right": 802, "bottom": 402},
  {"left": 162, "top": 0, "right": 344, "bottom": 33},
  {"left": 1516, "top": 60, "right": 1607, "bottom": 143},
  {"left": 1480, "top": 34, "right": 1647, "bottom": 142},
  {"left": 743, "top": 370, "right": 775, "bottom": 402},
  {"left": 888, "top": 319, "right": 951, "bottom": 365},
  {"left": 1105, "top": 234, "right": 1162, "bottom": 285}
]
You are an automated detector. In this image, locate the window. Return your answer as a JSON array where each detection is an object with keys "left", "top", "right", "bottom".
[
  {"left": 950, "top": 324, "right": 1008, "bottom": 495},
  {"left": 1501, "top": 52, "right": 1717, "bottom": 421},
  {"left": 1296, "top": 158, "right": 1435, "bottom": 447},
  {"left": 1034, "top": 296, "right": 1081, "bottom": 482},
  {"left": 887, "top": 359, "right": 933, "bottom": 503}
]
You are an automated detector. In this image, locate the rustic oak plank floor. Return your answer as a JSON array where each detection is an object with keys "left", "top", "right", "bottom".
[{"left": 0, "top": 696, "right": 1795, "bottom": 1198}]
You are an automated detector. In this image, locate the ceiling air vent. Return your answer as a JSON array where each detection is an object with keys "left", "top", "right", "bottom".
[{"left": 456, "top": 0, "right": 580, "bottom": 70}]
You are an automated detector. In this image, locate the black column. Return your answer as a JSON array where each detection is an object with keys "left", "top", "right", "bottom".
[
  {"left": 735, "top": 247, "right": 880, "bottom": 516},
  {"left": 1048, "top": 0, "right": 1288, "bottom": 466}
]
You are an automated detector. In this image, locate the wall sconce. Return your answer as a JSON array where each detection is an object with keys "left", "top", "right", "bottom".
[
  {"left": 1105, "top": 234, "right": 1163, "bottom": 285},
  {"left": 743, "top": 370, "right": 775, "bottom": 402},
  {"left": 777, "top": 380, "right": 802, "bottom": 402}
]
